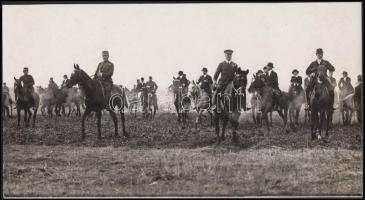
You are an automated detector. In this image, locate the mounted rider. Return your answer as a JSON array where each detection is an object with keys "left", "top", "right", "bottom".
[
  {"left": 61, "top": 74, "right": 70, "bottom": 89},
  {"left": 177, "top": 70, "right": 190, "bottom": 94},
  {"left": 139, "top": 77, "right": 148, "bottom": 111},
  {"left": 18, "top": 67, "right": 35, "bottom": 102},
  {"left": 338, "top": 71, "right": 354, "bottom": 94},
  {"left": 94, "top": 50, "right": 114, "bottom": 107},
  {"left": 305, "top": 48, "right": 336, "bottom": 110},
  {"left": 212, "top": 49, "right": 247, "bottom": 111},
  {"left": 197, "top": 67, "right": 213, "bottom": 97},
  {"left": 2, "top": 82, "right": 14, "bottom": 104},
  {"left": 263, "top": 62, "right": 281, "bottom": 110},
  {"left": 289, "top": 69, "right": 304, "bottom": 93},
  {"left": 146, "top": 76, "right": 159, "bottom": 110}
]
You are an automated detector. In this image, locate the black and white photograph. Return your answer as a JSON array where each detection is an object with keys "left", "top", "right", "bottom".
[{"left": 2, "top": 2, "right": 363, "bottom": 198}]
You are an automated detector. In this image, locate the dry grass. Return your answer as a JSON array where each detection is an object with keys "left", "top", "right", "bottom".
[{"left": 2, "top": 112, "right": 363, "bottom": 197}]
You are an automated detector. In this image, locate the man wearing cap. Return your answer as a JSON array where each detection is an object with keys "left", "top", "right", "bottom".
[
  {"left": 305, "top": 48, "right": 336, "bottom": 110},
  {"left": 338, "top": 71, "right": 354, "bottom": 94},
  {"left": 211, "top": 49, "right": 239, "bottom": 110},
  {"left": 61, "top": 75, "right": 70, "bottom": 88},
  {"left": 146, "top": 76, "right": 159, "bottom": 110},
  {"left": 197, "top": 67, "right": 213, "bottom": 96},
  {"left": 94, "top": 50, "right": 114, "bottom": 106},
  {"left": 18, "top": 67, "right": 35, "bottom": 102}
]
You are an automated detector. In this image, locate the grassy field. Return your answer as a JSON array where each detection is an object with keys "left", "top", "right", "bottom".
[{"left": 2, "top": 111, "right": 363, "bottom": 197}]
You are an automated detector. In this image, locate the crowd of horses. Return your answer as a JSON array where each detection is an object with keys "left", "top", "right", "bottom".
[{"left": 2, "top": 64, "right": 362, "bottom": 144}]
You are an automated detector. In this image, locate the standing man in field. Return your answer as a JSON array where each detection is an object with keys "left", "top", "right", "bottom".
[
  {"left": 146, "top": 76, "right": 159, "bottom": 110},
  {"left": 94, "top": 50, "right": 114, "bottom": 106},
  {"left": 211, "top": 49, "right": 238, "bottom": 111},
  {"left": 305, "top": 48, "right": 336, "bottom": 110}
]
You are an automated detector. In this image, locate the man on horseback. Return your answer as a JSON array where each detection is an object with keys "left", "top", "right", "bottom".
[
  {"left": 264, "top": 62, "right": 281, "bottom": 110},
  {"left": 94, "top": 50, "right": 114, "bottom": 107},
  {"left": 61, "top": 74, "right": 70, "bottom": 88},
  {"left": 197, "top": 67, "right": 213, "bottom": 97},
  {"left": 48, "top": 77, "right": 59, "bottom": 93},
  {"left": 18, "top": 67, "right": 35, "bottom": 103},
  {"left": 338, "top": 71, "right": 354, "bottom": 94},
  {"left": 177, "top": 71, "right": 190, "bottom": 92},
  {"left": 2, "top": 82, "right": 13, "bottom": 102},
  {"left": 146, "top": 76, "right": 159, "bottom": 110},
  {"left": 289, "top": 69, "right": 304, "bottom": 93},
  {"left": 211, "top": 49, "right": 238, "bottom": 111},
  {"left": 305, "top": 48, "right": 336, "bottom": 110},
  {"left": 139, "top": 77, "right": 148, "bottom": 112}
]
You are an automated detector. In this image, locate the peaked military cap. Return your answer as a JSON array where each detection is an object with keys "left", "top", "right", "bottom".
[{"left": 224, "top": 49, "right": 233, "bottom": 54}]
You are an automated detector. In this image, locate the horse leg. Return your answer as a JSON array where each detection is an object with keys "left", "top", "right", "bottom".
[
  {"left": 32, "top": 108, "right": 38, "bottom": 128},
  {"left": 24, "top": 108, "right": 28, "bottom": 127},
  {"left": 252, "top": 108, "right": 257, "bottom": 125},
  {"left": 221, "top": 114, "right": 229, "bottom": 141},
  {"left": 108, "top": 110, "right": 118, "bottom": 137},
  {"left": 17, "top": 108, "right": 21, "bottom": 127},
  {"left": 120, "top": 110, "right": 128, "bottom": 137},
  {"left": 96, "top": 110, "right": 102, "bottom": 140},
  {"left": 230, "top": 114, "right": 239, "bottom": 143},
  {"left": 269, "top": 112, "right": 273, "bottom": 127},
  {"left": 27, "top": 108, "right": 32, "bottom": 127},
  {"left": 67, "top": 105, "right": 72, "bottom": 117},
  {"left": 214, "top": 113, "right": 221, "bottom": 143},
  {"left": 311, "top": 111, "right": 317, "bottom": 140},
  {"left": 81, "top": 108, "right": 91, "bottom": 140}
]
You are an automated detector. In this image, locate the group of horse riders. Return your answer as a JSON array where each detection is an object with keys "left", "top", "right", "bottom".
[
  {"left": 133, "top": 76, "right": 159, "bottom": 112},
  {"left": 6, "top": 48, "right": 361, "bottom": 116}
]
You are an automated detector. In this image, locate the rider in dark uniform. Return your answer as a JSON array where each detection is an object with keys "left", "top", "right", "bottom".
[
  {"left": 94, "top": 50, "right": 114, "bottom": 107},
  {"left": 305, "top": 48, "right": 335, "bottom": 110},
  {"left": 18, "top": 67, "right": 35, "bottom": 103},
  {"left": 197, "top": 67, "right": 213, "bottom": 96},
  {"left": 289, "top": 69, "right": 303, "bottom": 91},
  {"left": 211, "top": 49, "right": 238, "bottom": 110},
  {"left": 177, "top": 71, "right": 190, "bottom": 92}
]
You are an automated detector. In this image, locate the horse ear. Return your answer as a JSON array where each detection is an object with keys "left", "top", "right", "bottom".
[
  {"left": 244, "top": 69, "right": 249, "bottom": 75},
  {"left": 76, "top": 64, "right": 80, "bottom": 69},
  {"left": 74, "top": 64, "right": 76, "bottom": 69},
  {"left": 14, "top": 77, "right": 17, "bottom": 81}
]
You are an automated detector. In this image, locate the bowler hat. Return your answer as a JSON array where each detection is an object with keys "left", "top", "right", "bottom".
[
  {"left": 343, "top": 71, "right": 348, "bottom": 75},
  {"left": 224, "top": 49, "right": 233, "bottom": 54},
  {"left": 292, "top": 69, "right": 299, "bottom": 74},
  {"left": 316, "top": 48, "right": 323, "bottom": 54},
  {"left": 178, "top": 71, "right": 184, "bottom": 75},
  {"left": 202, "top": 67, "right": 208, "bottom": 72},
  {"left": 266, "top": 62, "right": 274, "bottom": 69}
]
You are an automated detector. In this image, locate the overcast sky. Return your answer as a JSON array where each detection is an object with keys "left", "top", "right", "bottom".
[{"left": 3, "top": 3, "right": 362, "bottom": 91}]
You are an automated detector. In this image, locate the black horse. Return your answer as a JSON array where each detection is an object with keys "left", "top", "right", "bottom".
[
  {"left": 13, "top": 78, "right": 39, "bottom": 128},
  {"left": 67, "top": 64, "right": 128, "bottom": 140},
  {"left": 288, "top": 83, "right": 306, "bottom": 128},
  {"left": 248, "top": 76, "right": 290, "bottom": 134},
  {"left": 213, "top": 68, "right": 249, "bottom": 143},
  {"left": 308, "top": 71, "right": 332, "bottom": 141}
]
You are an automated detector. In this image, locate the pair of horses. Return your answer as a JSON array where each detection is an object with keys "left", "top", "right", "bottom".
[
  {"left": 338, "top": 84, "right": 362, "bottom": 125},
  {"left": 37, "top": 86, "right": 85, "bottom": 117}
]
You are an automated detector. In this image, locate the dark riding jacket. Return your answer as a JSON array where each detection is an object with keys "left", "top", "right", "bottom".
[
  {"left": 338, "top": 77, "right": 354, "bottom": 93},
  {"left": 146, "top": 80, "right": 158, "bottom": 93},
  {"left": 213, "top": 61, "right": 238, "bottom": 86},
  {"left": 290, "top": 76, "right": 303, "bottom": 86},
  {"left": 265, "top": 70, "right": 279, "bottom": 90},
  {"left": 19, "top": 74, "right": 35, "bottom": 88},
  {"left": 306, "top": 59, "right": 335, "bottom": 76},
  {"left": 197, "top": 74, "right": 213, "bottom": 94}
]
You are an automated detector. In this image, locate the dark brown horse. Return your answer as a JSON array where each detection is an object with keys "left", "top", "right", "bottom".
[
  {"left": 213, "top": 68, "right": 249, "bottom": 143},
  {"left": 67, "top": 64, "right": 128, "bottom": 140},
  {"left": 248, "top": 77, "right": 290, "bottom": 134},
  {"left": 172, "top": 78, "right": 191, "bottom": 124},
  {"left": 13, "top": 78, "right": 39, "bottom": 127},
  {"left": 308, "top": 72, "right": 332, "bottom": 141},
  {"left": 288, "top": 83, "right": 306, "bottom": 128}
]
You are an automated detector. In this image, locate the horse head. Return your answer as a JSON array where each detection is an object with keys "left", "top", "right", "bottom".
[
  {"left": 68, "top": 64, "right": 91, "bottom": 88},
  {"left": 248, "top": 73, "right": 265, "bottom": 94}
]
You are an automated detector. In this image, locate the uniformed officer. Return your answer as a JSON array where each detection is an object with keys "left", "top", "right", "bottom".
[
  {"left": 61, "top": 75, "right": 70, "bottom": 88},
  {"left": 338, "top": 71, "right": 354, "bottom": 94},
  {"left": 196, "top": 67, "right": 213, "bottom": 96},
  {"left": 94, "top": 50, "right": 114, "bottom": 106},
  {"left": 305, "top": 48, "right": 336, "bottom": 110},
  {"left": 18, "top": 67, "right": 35, "bottom": 102},
  {"left": 146, "top": 76, "right": 159, "bottom": 110},
  {"left": 211, "top": 49, "right": 239, "bottom": 110}
]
